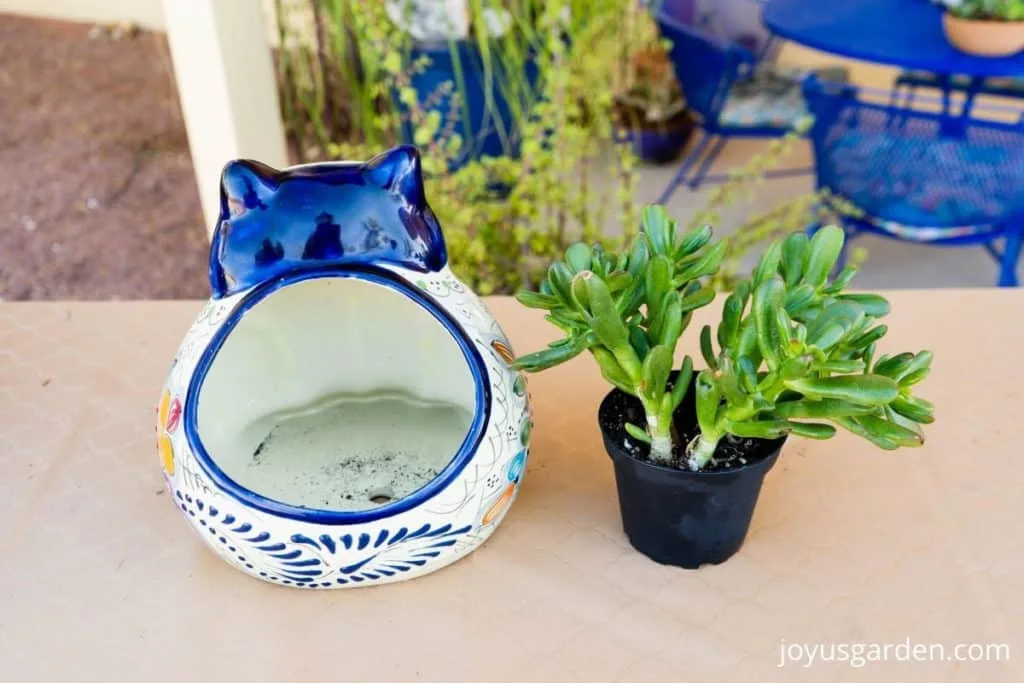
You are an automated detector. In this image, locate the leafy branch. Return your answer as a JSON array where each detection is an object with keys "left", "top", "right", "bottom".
[
  {"left": 687, "top": 226, "right": 934, "bottom": 470},
  {"left": 512, "top": 205, "right": 725, "bottom": 463}
]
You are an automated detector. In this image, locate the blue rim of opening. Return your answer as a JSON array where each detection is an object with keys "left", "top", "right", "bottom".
[{"left": 182, "top": 264, "right": 491, "bottom": 525}]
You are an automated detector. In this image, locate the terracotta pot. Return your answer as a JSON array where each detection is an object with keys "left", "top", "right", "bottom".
[{"left": 942, "top": 13, "right": 1024, "bottom": 58}]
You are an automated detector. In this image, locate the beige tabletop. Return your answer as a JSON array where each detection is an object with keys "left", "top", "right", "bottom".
[{"left": 0, "top": 292, "right": 1021, "bottom": 682}]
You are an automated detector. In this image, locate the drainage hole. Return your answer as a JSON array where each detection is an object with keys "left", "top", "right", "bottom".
[{"left": 369, "top": 487, "right": 394, "bottom": 505}]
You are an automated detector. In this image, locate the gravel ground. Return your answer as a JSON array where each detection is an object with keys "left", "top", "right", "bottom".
[{"left": 0, "top": 13, "right": 209, "bottom": 300}]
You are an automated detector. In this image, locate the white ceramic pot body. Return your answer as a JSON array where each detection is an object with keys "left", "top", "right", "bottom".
[{"left": 156, "top": 146, "right": 531, "bottom": 588}]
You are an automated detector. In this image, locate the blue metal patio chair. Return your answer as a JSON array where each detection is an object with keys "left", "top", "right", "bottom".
[
  {"left": 652, "top": 10, "right": 847, "bottom": 203},
  {"left": 650, "top": 0, "right": 782, "bottom": 62},
  {"left": 891, "top": 71, "right": 1024, "bottom": 122},
  {"left": 802, "top": 76, "right": 1024, "bottom": 287}
]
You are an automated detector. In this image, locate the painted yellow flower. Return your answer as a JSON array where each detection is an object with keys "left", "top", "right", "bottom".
[{"left": 156, "top": 389, "right": 182, "bottom": 476}]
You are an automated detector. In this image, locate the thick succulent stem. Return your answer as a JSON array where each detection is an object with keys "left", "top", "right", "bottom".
[
  {"left": 649, "top": 434, "right": 673, "bottom": 463},
  {"left": 642, "top": 398, "right": 674, "bottom": 464},
  {"left": 686, "top": 432, "right": 720, "bottom": 471}
]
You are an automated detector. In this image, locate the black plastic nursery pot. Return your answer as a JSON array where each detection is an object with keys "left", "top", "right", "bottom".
[{"left": 598, "top": 375, "right": 785, "bottom": 569}]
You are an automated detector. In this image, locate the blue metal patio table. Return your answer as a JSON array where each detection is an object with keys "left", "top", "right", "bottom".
[{"left": 763, "top": 0, "right": 1024, "bottom": 77}]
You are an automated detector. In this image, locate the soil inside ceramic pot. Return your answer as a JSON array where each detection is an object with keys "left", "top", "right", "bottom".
[
  {"left": 234, "top": 390, "right": 473, "bottom": 511},
  {"left": 599, "top": 382, "right": 779, "bottom": 473}
]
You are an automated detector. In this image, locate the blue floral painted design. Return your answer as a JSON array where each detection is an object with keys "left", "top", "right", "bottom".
[
  {"left": 507, "top": 449, "right": 526, "bottom": 483},
  {"left": 176, "top": 491, "right": 472, "bottom": 588}
]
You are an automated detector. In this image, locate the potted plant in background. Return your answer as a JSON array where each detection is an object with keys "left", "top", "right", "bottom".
[
  {"left": 386, "top": 0, "right": 539, "bottom": 168},
  {"left": 938, "top": 0, "right": 1024, "bottom": 57},
  {"left": 513, "top": 209, "right": 935, "bottom": 568},
  {"left": 614, "top": 45, "right": 696, "bottom": 164}
]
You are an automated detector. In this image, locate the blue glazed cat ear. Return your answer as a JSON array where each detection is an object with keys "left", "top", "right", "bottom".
[
  {"left": 219, "top": 159, "right": 279, "bottom": 217},
  {"left": 364, "top": 145, "right": 426, "bottom": 209},
  {"left": 208, "top": 159, "right": 281, "bottom": 296}
]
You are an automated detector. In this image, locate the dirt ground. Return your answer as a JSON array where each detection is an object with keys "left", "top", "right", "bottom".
[{"left": 0, "top": 13, "right": 209, "bottom": 300}]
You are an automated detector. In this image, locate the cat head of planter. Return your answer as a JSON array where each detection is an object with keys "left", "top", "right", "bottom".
[{"left": 157, "top": 146, "right": 532, "bottom": 588}]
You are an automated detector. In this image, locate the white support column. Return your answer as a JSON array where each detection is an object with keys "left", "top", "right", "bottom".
[{"left": 162, "top": 0, "right": 288, "bottom": 236}]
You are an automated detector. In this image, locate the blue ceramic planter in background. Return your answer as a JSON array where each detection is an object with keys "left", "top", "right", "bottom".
[
  {"left": 397, "top": 40, "right": 539, "bottom": 170},
  {"left": 631, "top": 125, "right": 693, "bottom": 165}
]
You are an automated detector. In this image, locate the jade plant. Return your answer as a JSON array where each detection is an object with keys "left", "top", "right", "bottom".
[
  {"left": 940, "top": 0, "right": 1024, "bottom": 21},
  {"left": 512, "top": 205, "right": 726, "bottom": 462},
  {"left": 513, "top": 208, "right": 935, "bottom": 471},
  {"left": 686, "top": 225, "right": 934, "bottom": 470}
]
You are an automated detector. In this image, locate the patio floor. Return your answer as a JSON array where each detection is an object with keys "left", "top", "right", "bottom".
[
  {"left": 0, "top": 13, "right": 208, "bottom": 301},
  {"left": 0, "top": 12, "right": 1018, "bottom": 301}
]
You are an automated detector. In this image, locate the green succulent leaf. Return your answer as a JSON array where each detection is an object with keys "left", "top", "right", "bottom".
[
  {"left": 900, "top": 367, "right": 931, "bottom": 387},
  {"left": 728, "top": 419, "right": 789, "bottom": 439},
  {"left": 700, "top": 324, "right": 718, "bottom": 370},
  {"left": 629, "top": 325, "right": 651, "bottom": 360},
  {"left": 890, "top": 395, "right": 935, "bottom": 424},
  {"left": 836, "top": 293, "right": 891, "bottom": 318},
  {"left": 736, "top": 356, "right": 759, "bottom": 394},
  {"left": 642, "top": 205, "right": 673, "bottom": 255},
  {"left": 658, "top": 292, "right": 684, "bottom": 349},
  {"left": 676, "top": 240, "right": 727, "bottom": 282},
  {"left": 735, "top": 320, "right": 762, "bottom": 369},
  {"left": 784, "top": 374, "right": 900, "bottom": 405},
  {"left": 565, "top": 243, "right": 593, "bottom": 274},
  {"left": 547, "top": 261, "right": 574, "bottom": 304},
  {"left": 808, "top": 302, "right": 865, "bottom": 339},
  {"left": 625, "top": 422, "right": 652, "bottom": 444},
  {"left": 715, "top": 365, "right": 748, "bottom": 406},
  {"left": 807, "top": 324, "right": 846, "bottom": 352},
  {"left": 582, "top": 274, "right": 630, "bottom": 349},
  {"left": 805, "top": 226, "right": 846, "bottom": 288},
  {"left": 753, "top": 277, "right": 786, "bottom": 370},
  {"left": 674, "top": 224, "right": 712, "bottom": 260},
  {"left": 695, "top": 371, "right": 722, "bottom": 434},
  {"left": 511, "top": 337, "right": 586, "bottom": 372},
  {"left": 645, "top": 255, "right": 673, "bottom": 320},
  {"left": 570, "top": 272, "right": 591, "bottom": 311},
  {"left": 670, "top": 356, "right": 694, "bottom": 410},
  {"left": 786, "top": 421, "right": 837, "bottom": 439},
  {"left": 835, "top": 416, "right": 899, "bottom": 450},
  {"left": 779, "top": 355, "right": 813, "bottom": 381},
  {"left": 857, "top": 414, "right": 925, "bottom": 447},
  {"left": 641, "top": 345, "right": 673, "bottom": 400},
  {"left": 823, "top": 265, "right": 858, "bottom": 293},
  {"left": 873, "top": 352, "right": 915, "bottom": 379},
  {"left": 616, "top": 278, "right": 646, "bottom": 318},
  {"left": 679, "top": 285, "right": 716, "bottom": 313},
  {"left": 718, "top": 291, "right": 745, "bottom": 349},
  {"left": 515, "top": 290, "right": 559, "bottom": 310},
  {"left": 781, "top": 232, "right": 809, "bottom": 287},
  {"left": 817, "top": 359, "right": 866, "bottom": 374},
  {"left": 752, "top": 241, "right": 783, "bottom": 288},
  {"left": 605, "top": 271, "right": 631, "bottom": 294},
  {"left": 896, "top": 351, "right": 933, "bottom": 383},
  {"left": 785, "top": 283, "right": 816, "bottom": 316},
  {"left": 775, "top": 398, "right": 875, "bottom": 419},
  {"left": 593, "top": 347, "right": 636, "bottom": 395},
  {"left": 627, "top": 237, "right": 650, "bottom": 279},
  {"left": 846, "top": 324, "right": 888, "bottom": 350}
]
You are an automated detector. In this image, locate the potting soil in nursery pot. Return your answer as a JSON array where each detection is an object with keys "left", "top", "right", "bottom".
[
  {"left": 157, "top": 146, "right": 532, "bottom": 588},
  {"left": 598, "top": 374, "right": 784, "bottom": 569}
]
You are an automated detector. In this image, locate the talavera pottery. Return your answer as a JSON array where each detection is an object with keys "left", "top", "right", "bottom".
[{"left": 157, "top": 146, "right": 531, "bottom": 588}]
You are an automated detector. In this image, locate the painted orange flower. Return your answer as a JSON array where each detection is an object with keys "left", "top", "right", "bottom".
[{"left": 156, "top": 389, "right": 181, "bottom": 475}]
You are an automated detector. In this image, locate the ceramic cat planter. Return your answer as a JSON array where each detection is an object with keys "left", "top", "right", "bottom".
[{"left": 157, "top": 146, "right": 531, "bottom": 588}]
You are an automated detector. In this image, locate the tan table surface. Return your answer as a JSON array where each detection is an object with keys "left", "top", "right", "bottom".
[{"left": 0, "top": 292, "right": 1022, "bottom": 682}]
